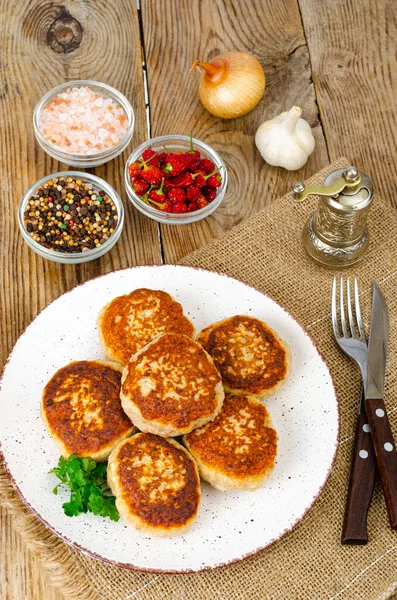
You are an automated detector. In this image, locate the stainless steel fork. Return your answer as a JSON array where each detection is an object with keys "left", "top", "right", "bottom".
[
  {"left": 332, "top": 277, "right": 368, "bottom": 385},
  {"left": 331, "top": 276, "right": 376, "bottom": 544}
]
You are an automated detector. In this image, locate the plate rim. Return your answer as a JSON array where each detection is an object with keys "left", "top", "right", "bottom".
[{"left": 0, "top": 264, "right": 340, "bottom": 573}]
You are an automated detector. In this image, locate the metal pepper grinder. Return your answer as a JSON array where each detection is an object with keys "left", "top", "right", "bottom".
[{"left": 292, "top": 166, "right": 374, "bottom": 268}]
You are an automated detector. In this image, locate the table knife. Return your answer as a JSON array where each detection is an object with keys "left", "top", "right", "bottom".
[{"left": 364, "top": 282, "right": 397, "bottom": 529}]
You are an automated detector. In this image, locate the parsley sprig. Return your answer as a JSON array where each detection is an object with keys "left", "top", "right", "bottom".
[{"left": 49, "top": 455, "right": 120, "bottom": 522}]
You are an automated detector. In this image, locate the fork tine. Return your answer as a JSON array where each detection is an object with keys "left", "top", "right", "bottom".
[
  {"left": 340, "top": 277, "right": 348, "bottom": 337},
  {"left": 346, "top": 279, "right": 355, "bottom": 337},
  {"left": 354, "top": 277, "right": 366, "bottom": 340},
  {"left": 331, "top": 277, "right": 339, "bottom": 338}
]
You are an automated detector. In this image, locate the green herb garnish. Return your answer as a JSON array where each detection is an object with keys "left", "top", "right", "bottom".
[{"left": 49, "top": 455, "right": 120, "bottom": 522}]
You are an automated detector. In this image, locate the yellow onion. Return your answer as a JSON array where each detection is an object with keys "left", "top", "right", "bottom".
[{"left": 191, "top": 51, "right": 265, "bottom": 119}]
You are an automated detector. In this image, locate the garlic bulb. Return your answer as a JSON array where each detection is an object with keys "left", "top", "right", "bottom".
[
  {"left": 191, "top": 52, "right": 265, "bottom": 119},
  {"left": 255, "top": 106, "right": 315, "bottom": 170}
]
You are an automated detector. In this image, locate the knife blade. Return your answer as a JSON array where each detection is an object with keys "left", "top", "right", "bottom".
[
  {"left": 364, "top": 281, "right": 397, "bottom": 529},
  {"left": 366, "top": 281, "right": 389, "bottom": 399}
]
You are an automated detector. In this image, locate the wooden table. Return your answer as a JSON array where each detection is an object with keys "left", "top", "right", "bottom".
[{"left": 1, "top": 0, "right": 396, "bottom": 598}]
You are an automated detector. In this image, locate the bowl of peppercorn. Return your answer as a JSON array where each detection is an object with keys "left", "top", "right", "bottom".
[
  {"left": 124, "top": 134, "right": 227, "bottom": 224},
  {"left": 18, "top": 172, "right": 124, "bottom": 264}
]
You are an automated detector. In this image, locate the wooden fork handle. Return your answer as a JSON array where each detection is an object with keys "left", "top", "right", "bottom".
[
  {"left": 365, "top": 398, "right": 397, "bottom": 529},
  {"left": 342, "top": 410, "right": 376, "bottom": 544}
]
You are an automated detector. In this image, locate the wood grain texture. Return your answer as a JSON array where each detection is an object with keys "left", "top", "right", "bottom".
[
  {"left": 0, "top": 506, "right": 65, "bottom": 600},
  {"left": 0, "top": 0, "right": 160, "bottom": 364},
  {"left": 2, "top": 0, "right": 397, "bottom": 598},
  {"left": 299, "top": 0, "right": 397, "bottom": 206},
  {"left": 341, "top": 411, "right": 376, "bottom": 544},
  {"left": 0, "top": 0, "right": 157, "bottom": 598},
  {"left": 365, "top": 397, "right": 397, "bottom": 529},
  {"left": 141, "top": 0, "right": 329, "bottom": 263}
]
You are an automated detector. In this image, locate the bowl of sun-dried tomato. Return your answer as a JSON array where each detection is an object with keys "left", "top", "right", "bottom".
[{"left": 124, "top": 134, "right": 228, "bottom": 224}]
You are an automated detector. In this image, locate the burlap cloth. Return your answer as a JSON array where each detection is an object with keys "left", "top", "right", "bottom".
[{"left": 1, "top": 157, "right": 397, "bottom": 600}]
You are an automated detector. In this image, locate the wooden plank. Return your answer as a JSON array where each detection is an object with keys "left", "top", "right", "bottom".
[
  {"left": 0, "top": 506, "right": 65, "bottom": 600},
  {"left": 297, "top": 0, "right": 397, "bottom": 595},
  {"left": 0, "top": 1, "right": 158, "bottom": 598},
  {"left": 141, "top": 0, "right": 329, "bottom": 263},
  {"left": 298, "top": 0, "right": 397, "bottom": 206},
  {"left": 0, "top": 0, "right": 160, "bottom": 363}
]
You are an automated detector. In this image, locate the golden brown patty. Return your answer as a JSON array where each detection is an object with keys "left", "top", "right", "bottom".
[
  {"left": 184, "top": 394, "right": 278, "bottom": 491},
  {"left": 121, "top": 333, "right": 224, "bottom": 437},
  {"left": 197, "top": 315, "right": 291, "bottom": 397},
  {"left": 41, "top": 360, "right": 135, "bottom": 461},
  {"left": 107, "top": 433, "right": 201, "bottom": 536},
  {"left": 97, "top": 288, "right": 195, "bottom": 366}
]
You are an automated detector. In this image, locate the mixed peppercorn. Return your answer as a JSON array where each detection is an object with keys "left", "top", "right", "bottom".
[
  {"left": 128, "top": 135, "right": 223, "bottom": 214},
  {"left": 23, "top": 177, "right": 118, "bottom": 253}
]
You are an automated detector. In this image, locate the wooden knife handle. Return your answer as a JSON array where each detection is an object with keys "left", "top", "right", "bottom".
[
  {"left": 342, "top": 411, "right": 376, "bottom": 544},
  {"left": 365, "top": 398, "right": 397, "bottom": 529}
]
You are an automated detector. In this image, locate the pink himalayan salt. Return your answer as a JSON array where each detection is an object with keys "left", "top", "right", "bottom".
[{"left": 39, "top": 86, "right": 129, "bottom": 155}]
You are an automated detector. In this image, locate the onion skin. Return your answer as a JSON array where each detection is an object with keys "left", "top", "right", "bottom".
[{"left": 191, "top": 52, "right": 265, "bottom": 119}]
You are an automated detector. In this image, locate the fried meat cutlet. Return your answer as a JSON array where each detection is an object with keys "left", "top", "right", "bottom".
[
  {"left": 184, "top": 394, "right": 278, "bottom": 491},
  {"left": 107, "top": 432, "right": 201, "bottom": 536},
  {"left": 197, "top": 315, "right": 291, "bottom": 397},
  {"left": 120, "top": 333, "right": 224, "bottom": 437},
  {"left": 97, "top": 288, "right": 195, "bottom": 366},
  {"left": 41, "top": 360, "right": 135, "bottom": 461}
]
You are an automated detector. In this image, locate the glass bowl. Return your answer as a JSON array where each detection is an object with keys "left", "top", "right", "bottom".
[
  {"left": 18, "top": 171, "right": 124, "bottom": 264},
  {"left": 124, "top": 135, "right": 228, "bottom": 224},
  {"left": 33, "top": 80, "right": 135, "bottom": 168}
]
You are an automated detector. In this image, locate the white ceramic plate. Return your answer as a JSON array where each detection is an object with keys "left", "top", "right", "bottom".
[{"left": 0, "top": 266, "right": 339, "bottom": 572}]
